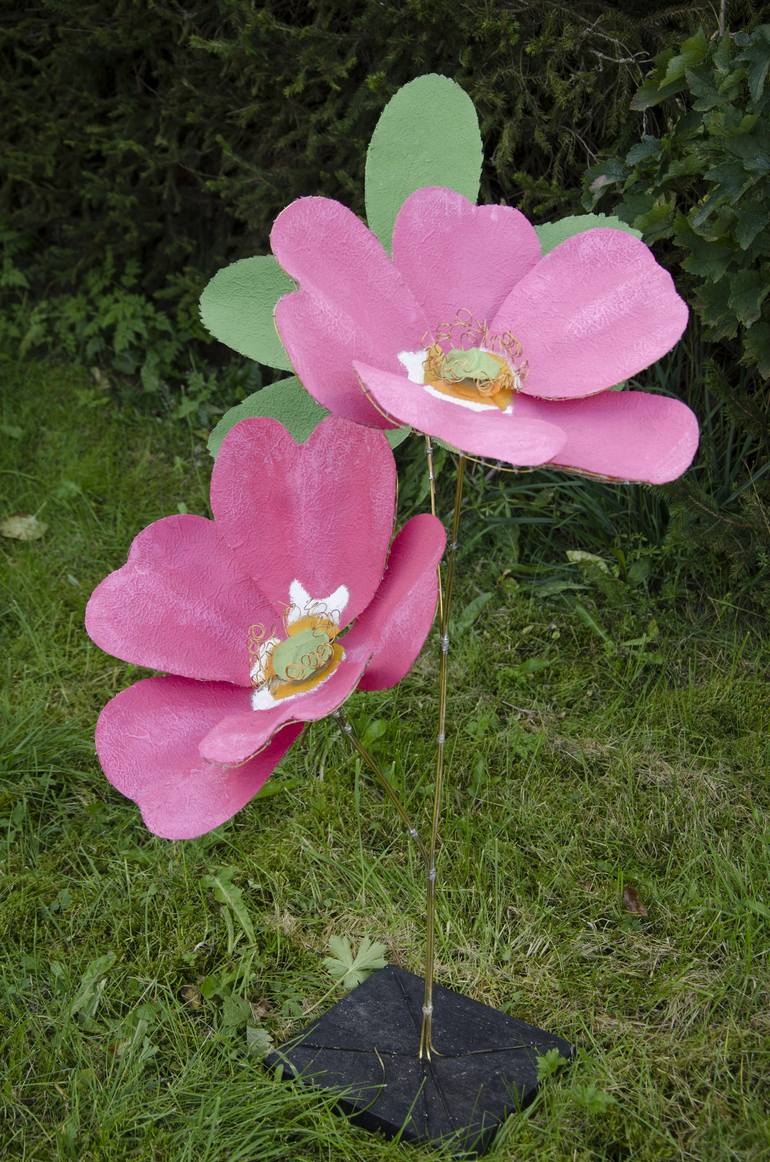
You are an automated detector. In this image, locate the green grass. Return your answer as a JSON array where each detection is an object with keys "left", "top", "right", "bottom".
[{"left": 2, "top": 360, "right": 769, "bottom": 1160}]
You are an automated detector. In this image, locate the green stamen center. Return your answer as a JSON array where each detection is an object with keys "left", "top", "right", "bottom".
[
  {"left": 438, "top": 347, "right": 503, "bottom": 386},
  {"left": 271, "top": 627, "right": 333, "bottom": 683}
]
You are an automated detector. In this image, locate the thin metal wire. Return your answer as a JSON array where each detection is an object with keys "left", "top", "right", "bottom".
[
  {"left": 418, "top": 454, "right": 466, "bottom": 1059},
  {"left": 335, "top": 712, "right": 428, "bottom": 867}
]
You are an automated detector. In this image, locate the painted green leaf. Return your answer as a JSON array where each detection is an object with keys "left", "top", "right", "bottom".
[
  {"left": 536, "top": 213, "right": 642, "bottom": 255},
  {"left": 208, "top": 376, "right": 324, "bottom": 455},
  {"left": 208, "top": 376, "right": 411, "bottom": 457},
  {"left": 199, "top": 255, "right": 294, "bottom": 370},
  {"left": 365, "top": 74, "right": 482, "bottom": 250}
]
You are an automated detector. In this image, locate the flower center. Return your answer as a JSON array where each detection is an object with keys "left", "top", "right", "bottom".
[
  {"left": 272, "top": 625, "right": 334, "bottom": 683},
  {"left": 249, "top": 612, "right": 344, "bottom": 703},
  {"left": 418, "top": 311, "right": 528, "bottom": 411},
  {"left": 423, "top": 345, "right": 514, "bottom": 411}
]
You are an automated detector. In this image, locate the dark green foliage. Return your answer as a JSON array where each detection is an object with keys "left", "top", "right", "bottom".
[
  {"left": 584, "top": 25, "right": 770, "bottom": 381},
  {"left": 2, "top": 0, "right": 736, "bottom": 311}
]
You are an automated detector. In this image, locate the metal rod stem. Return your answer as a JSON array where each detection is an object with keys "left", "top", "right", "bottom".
[
  {"left": 419, "top": 454, "right": 466, "bottom": 1059},
  {"left": 425, "top": 435, "right": 444, "bottom": 625}
]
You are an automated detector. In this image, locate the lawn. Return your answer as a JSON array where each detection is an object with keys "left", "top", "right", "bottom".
[{"left": 1, "top": 359, "right": 768, "bottom": 1160}]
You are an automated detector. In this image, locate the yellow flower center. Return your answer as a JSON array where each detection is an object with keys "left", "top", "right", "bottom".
[
  {"left": 423, "top": 344, "right": 515, "bottom": 411},
  {"left": 249, "top": 614, "right": 343, "bottom": 702},
  {"left": 419, "top": 311, "right": 527, "bottom": 410}
]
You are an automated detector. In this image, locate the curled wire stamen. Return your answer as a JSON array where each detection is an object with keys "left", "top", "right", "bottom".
[{"left": 421, "top": 309, "right": 528, "bottom": 387}]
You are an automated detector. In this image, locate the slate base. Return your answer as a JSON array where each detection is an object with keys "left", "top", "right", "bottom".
[{"left": 265, "top": 966, "right": 573, "bottom": 1155}]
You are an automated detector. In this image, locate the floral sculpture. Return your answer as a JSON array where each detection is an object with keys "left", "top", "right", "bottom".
[
  {"left": 88, "top": 73, "right": 701, "bottom": 1151},
  {"left": 86, "top": 416, "right": 444, "bottom": 839},
  {"left": 270, "top": 188, "right": 698, "bottom": 482}
]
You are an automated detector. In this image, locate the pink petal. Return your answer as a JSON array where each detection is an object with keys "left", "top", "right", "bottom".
[
  {"left": 85, "top": 515, "right": 279, "bottom": 685},
  {"left": 96, "top": 676, "right": 303, "bottom": 839},
  {"left": 516, "top": 390, "right": 700, "bottom": 483},
  {"left": 392, "top": 187, "right": 540, "bottom": 328},
  {"left": 350, "top": 514, "right": 445, "bottom": 692},
  {"left": 490, "top": 229, "right": 689, "bottom": 399},
  {"left": 274, "top": 293, "right": 392, "bottom": 427},
  {"left": 271, "top": 197, "right": 428, "bottom": 424},
  {"left": 353, "top": 362, "right": 566, "bottom": 467},
  {"left": 199, "top": 643, "right": 372, "bottom": 766},
  {"left": 210, "top": 416, "right": 396, "bottom": 627}
]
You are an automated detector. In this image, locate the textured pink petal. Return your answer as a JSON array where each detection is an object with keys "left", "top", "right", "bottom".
[
  {"left": 271, "top": 197, "right": 428, "bottom": 424},
  {"left": 275, "top": 293, "right": 393, "bottom": 427},
  {"left": 351, "top": 514, "right": 445, "bottom": 692},
  {"left": 353, "top": 362, "right": 566, "bottom": 467},
  {"left": 210, "top": 416, "right": 396, "bottom": 627},
  {"left": 392, "top": 187, "right": 540, "bottom": 328},
  {"left": 96, "top": 676, "right": 303, "bottom": 839},
  {"left": 516, "top": 390, "right": 700, "bottom": 483},
  {"left": 490, "top": 229, "right": 689, "bottom": 399},
  {"left": 199, "top": 643, "right": 372, "bottom": 765},
  {"left": 85, "top": 515, "right": 279, "bottom": 685}
]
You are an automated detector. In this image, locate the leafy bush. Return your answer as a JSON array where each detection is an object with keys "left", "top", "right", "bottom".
[
  {"left": 1, "top": 0, "right": 739, "bottom": 313},
  {"left": 584, "top": 25, "right": 770, "bottom": 380}
]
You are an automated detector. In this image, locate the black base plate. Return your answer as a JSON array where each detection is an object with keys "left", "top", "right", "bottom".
[{"left": 265, "top": 966, "right": 573, "bottom": 1155}]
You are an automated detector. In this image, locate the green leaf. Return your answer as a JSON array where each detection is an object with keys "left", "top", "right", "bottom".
[
  {"left": 632, "top": 200, "right": 675, "bottom": 243},
  {"left": 208, "top": 377, "right": 411, "bottom": 457},
  {"left": 584, "top": 159, "right": 628, "bottom": 206},
  {"left": 536, "top": 214, "right": 642, "bottom": 256},
  {"left": 693, "top": 282, "right": 739, "bottom": 341},
  {"left": 728, "top": 270, "right": 770, "bottom": 327},
  {"left": 208, "top": 376, "right": 324, "bottom": 455},
  {"left": 385, "top": 427, "right": 412, "bottom": 451},
  {"left": 322, "top": 935, "right": 388, "bottom": 990},
  {"left": 246, "top": 1024, "right": 274, "bottom": 1059},
  {"left": 201, "top": 866, "right": 256, "bottom": 946},
  {"left": 625, "top": 136, "right": 662, "bottom": 166},
  {"left": 631, "top": 29, "right": 708, "bottom": 110},
  {"left": 70, "top": 952, "right": 117, "bottom": 1030},
  {"left": 221, "top": 993, "right": 252, "bottom": 1029},
  {"left": 661, "top": 29, "right": 708, "bottom": 88},
  {"left": 566, "top": 550, "right": 611, "bottom": 574},
  {"left": 742, "top": 320, "right": 770, "bottom": 378},
  {"left": 571, "top": 1082, "right": 617, "bottom": 1115},
  {"left": 536, "top": 1047, "right": 569, "bottom": 1081},
  {"left": 736, "top": 26, "right": 770, "bottom": 103},
  {"left": 451, "top": 591, "right": 493, "bottom": 636},
  {"left": 199, "top": 255, "right": 294, "bottom": 370},
  {"left": 675, "top": 217, "right": 733, "bottom": 281},
  {"left": 365, "top": 74, "right": 482, "bottom": 250},
  {"left": 630, "top": 76, "right": 688, "bottom": 111}
]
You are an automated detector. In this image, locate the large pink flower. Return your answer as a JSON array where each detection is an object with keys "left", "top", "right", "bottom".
[
  {"left": 271, "top": 188, "right": 699, "bottom": 484},
  {"left": 85, "top": 417, "right": 445, "bottom": 840}
]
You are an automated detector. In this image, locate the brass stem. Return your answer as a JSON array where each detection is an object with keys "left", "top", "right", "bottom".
[
  {"left": 335, "top": 712, "right": 428, "bottom": 867},
  {"left": 418, "top": 453, "right": 466, "bottom": 1059},
  {"left": 425, "top": 435, "right": 443, "bottom": 625}
]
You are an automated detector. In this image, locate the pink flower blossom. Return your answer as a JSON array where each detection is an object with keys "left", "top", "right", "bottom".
[
  {"left": 85, "top": 417, "right": 445, "bottom": 839},
  {"left": 271, "top": 188, "right": 699, "bottom": 483}
]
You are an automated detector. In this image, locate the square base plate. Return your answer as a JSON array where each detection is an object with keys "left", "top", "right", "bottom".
[{"left": 265, "top": 965, "right": 573, "bottom": 1155}]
